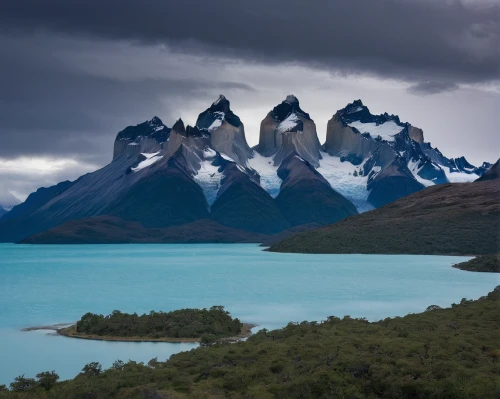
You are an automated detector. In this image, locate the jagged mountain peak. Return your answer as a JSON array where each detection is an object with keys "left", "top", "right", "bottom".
[
  {"left": 341, "top": 99, "right": 366, "bottom": 115},
  {"left": 113, "top": 116, "right": 171, "bottom": 160},
  {"left": 209, "top": 94, "right": 231, "bottom": 115},
  {"left": 197, "top": 95, "right": 241, "bottom": 129},
  {"left": 116, "top": 116, "right": 169, "bottom": 141},
  {"left": 270, "top": 95, "right": 311, "bottom": 122},
  {"left": 212, "top": 94, "right": 228, "bottom": 107},
  {"left": 147, "top": 116, "right": 164, "bottom": 126},
  {"left": 337, "top": 100, "right": 403, "bottom": 127},
  {"left": 194, "top": 96, "right": 251, "bottom": 166},
  {"left": 185, "top": 125, "right": 204, "bottom": 138},
  {"left": 172, "top": 118, "right": 186, "bottom": 134},
  {"left": 285, "top": 94, "right": 299, "bottom": 104},
  {"left": 255, "top": 95, "right": 321, "bottom": 168}
]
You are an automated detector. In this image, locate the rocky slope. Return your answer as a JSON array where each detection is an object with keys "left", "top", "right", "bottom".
[
  {"left": 268, "top": 176, "right": 500, "bottom": 255},
  {"left": 476, "top": 159, "right": 499, "bottom": 182},
  {"left": 0, "top": 95, "right": 491, "bottom": 243}
]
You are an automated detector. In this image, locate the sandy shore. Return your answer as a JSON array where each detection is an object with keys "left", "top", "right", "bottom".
[{"left": 24, "top": 323, "right": 257, "bottom": 343}]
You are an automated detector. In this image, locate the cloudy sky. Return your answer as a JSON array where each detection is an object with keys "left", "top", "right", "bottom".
[{"left": 0, "top": 0, "right": 499, "bottom": 200}]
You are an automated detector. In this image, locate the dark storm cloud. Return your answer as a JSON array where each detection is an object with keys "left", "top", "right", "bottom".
[
  {"left": 1, "top": 0, "right": 499, "bottom": 86},
  {"left": 0, "top": 35, "right": 255, "bottom": 164}
]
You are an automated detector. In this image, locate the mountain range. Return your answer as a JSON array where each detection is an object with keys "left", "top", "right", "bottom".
[{"left": 0, "top": 95, "right": 493, "bottom": 243}]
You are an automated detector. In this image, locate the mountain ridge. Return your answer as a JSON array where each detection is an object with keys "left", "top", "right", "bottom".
[
  {"left": 1, "top": 95, "right": 492, "bottom": 244},
  {"left": 268, "top": 177, "right": 500, "bottom": 255}
]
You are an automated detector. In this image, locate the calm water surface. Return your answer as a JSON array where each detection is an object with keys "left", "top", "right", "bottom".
[{"left": 0, "top": 243, "right": 498, "bottom": 384}]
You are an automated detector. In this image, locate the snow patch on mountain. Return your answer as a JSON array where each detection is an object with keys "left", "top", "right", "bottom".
[
  {"left": 208, "top": 111, "right": 225, "bottom": 133},
  {"left": 408, "top": 160, "right": 436, "bottom": 187},
  {"left": 346, "top": 106, "right": 363, "bottom": 114},
  {"left": 317, "top": 153, "right": 374, "bottom": 213},
  {"left": 277, "top": 113, "right": 300, "bottom": 133},
  {"left": 348, "top": 120, "right": 404, "bottom": 142},
  {"left": 193, "top": 159, "right": 223, "bottom": 207},
  {"left": 248, "top": 153, "right": 282, "bottom": 198},
  {"left": 220, "top": 153, "right": 236, "bottom": 163},
  {"left": 443, "top": 168, "right": 479, "bottom": 183},
  {"left": 132, "top": 152, "right": 163, "bottom": 172}
]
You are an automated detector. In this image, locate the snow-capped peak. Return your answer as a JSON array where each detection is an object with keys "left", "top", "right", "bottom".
[
  {"left": 285, "top": 94, "right": 299, "bottom": 104},
  {"left": 172, "top": 118, "right": 186, "bottom": 134},
  {"left": 212, "top": 94, "right": 227, "bottom": 107},
  {"left": 343, "top": 100, "right": 365, "bottom": 114},
  {"left": 147, "top": 116, "right": 163, "bottom": 126}
]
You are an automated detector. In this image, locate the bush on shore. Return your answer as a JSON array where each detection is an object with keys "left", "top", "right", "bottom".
[{"left": 1, "top": 288, "right": 499, "bottom": 398}]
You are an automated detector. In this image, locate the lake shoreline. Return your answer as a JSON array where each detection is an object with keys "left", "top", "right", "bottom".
[{"left": 23, "top": 323, "right": 257, "bottom": 343}]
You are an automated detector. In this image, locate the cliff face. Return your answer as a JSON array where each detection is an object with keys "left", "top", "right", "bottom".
[
  {"left": 323, "top": 114, "right": 379, "bottom": 161},
  {"left": 113, "top": 116, "right": 171, "bottom": 160},
  {"left": 257, "top": 95, "right": 322, "bottom": 167},
  {"left": 196, "top": 95, "right": 252, "bottom": 166}
]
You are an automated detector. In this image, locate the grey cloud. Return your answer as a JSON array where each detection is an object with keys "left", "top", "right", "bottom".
[
  {"left": 408, "top": 82, "right": 460, "bottom": 95},
  {"left": 0, "top": 35, "right": 256, "bottom": 165},
  {"left": 1, "top": 0, "right": 499, "bottom": 88},
  {"left": 0, "top": 161, "right": 96, "bottom": 201}
]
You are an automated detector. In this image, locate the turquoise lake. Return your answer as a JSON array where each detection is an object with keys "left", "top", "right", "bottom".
[{"left": 0, "top": 243, "right": 498, "bottom": 385}]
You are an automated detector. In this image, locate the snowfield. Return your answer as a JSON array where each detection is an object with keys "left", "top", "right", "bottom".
[
  {"left": 317, "top": 153, "right": 374, "bottom": 213},
  {"left": 444, "top": 169, "right": 479, "bottom": 183},
  {"left": 407, "top": 160, "right": 436, "bottom": 187},
  {"left": 191, "top": 148, "right": 224, "bottom": 207},
  {"left": 247, "top": 153, "right": 282, "bottom": 198},
  {"left": 132, "top": 152, "right": 163, "bottom": 172},
  {"left": 348, "top": 120, "right": 404, "bottom": 142},
  {"left": 277, "top": 113, "right": 300, "bottom": 134}
]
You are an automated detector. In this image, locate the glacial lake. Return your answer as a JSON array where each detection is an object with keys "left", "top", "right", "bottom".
[{"left": 0, "top": 243, "right": 498, "bottom": 385}]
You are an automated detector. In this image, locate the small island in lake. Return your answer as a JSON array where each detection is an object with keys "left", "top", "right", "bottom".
[{"left": 58, "top": 306, "right": 254, "bottom": 343}]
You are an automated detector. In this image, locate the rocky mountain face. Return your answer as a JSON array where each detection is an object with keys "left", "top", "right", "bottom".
[
  {"left": 256, "top": 95, "right": 322, "bottom": 167},
  {"left": 322, "top": 100, "right": 486, "bottom": 207},
  {"left": 0, "top": 95, "right": 492, "bottom": 243},
  {"left": 113, "top": 116, "right": 171, "bottom": 160}
]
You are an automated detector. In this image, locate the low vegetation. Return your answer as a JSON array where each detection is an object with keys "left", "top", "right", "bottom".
[
  {"left": 67, "top": 306, "right": 242, "bottom": 340},
  {"left": 453, "top": 254, "right": 500, "bottom": 273},
  {"left": 269, "top": 180, "right": 500, "bottom": 255},
  {"left": 2, "top": 288, "right": 499, "bottom": 398}
]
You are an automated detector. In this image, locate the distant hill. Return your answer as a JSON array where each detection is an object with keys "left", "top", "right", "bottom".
[
  {"left": 268, "top": 178, "right": 500, "bottom": 255},
  {"left": 20, "top": 216, "right": 267, "bottom": 244}
]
